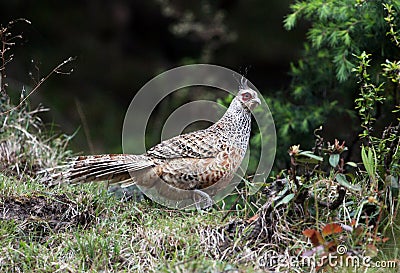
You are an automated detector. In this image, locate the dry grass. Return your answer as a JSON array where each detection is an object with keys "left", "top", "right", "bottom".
[{"left": 0, "top": 103, "right": 72, "bottom": 179}]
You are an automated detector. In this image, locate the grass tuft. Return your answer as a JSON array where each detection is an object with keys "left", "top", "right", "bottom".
[{"left": 0, "top": 103, "right": 72, "bottom": 180}]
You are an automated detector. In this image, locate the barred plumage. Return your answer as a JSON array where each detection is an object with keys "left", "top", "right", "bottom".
[{"left": 43, "top": 83, "right": 261, "bottom": 208}]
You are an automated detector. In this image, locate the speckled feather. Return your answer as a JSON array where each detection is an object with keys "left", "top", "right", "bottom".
[{"left": 44, "top": 85, "right": 260, "bottom": 192}]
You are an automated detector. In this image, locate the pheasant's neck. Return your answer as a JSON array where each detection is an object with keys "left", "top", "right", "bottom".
[{"left": 209, "top": 98, "right": 252, "bottom": 149}]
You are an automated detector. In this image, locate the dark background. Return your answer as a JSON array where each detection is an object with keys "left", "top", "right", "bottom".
[{"left": 1, "top": 1, "right": 308, "bottom": 156}]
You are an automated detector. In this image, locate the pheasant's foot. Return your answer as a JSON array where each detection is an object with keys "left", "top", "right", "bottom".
[
  {"left": 192, "top": 189, "right": 213, "bottom": 211},
  {"left": 108, "top": 185, "right": 144, "bottom": 202}
]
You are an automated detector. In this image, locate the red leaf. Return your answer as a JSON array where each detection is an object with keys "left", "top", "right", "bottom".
[
  {"left": 322, "top": 223, "right": 342, "bottom": 237},
  {"left": 303, "top": 229, "right": 324, "bottom": 246}
]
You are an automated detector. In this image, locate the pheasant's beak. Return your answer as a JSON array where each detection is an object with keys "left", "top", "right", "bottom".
[{"left": 248, "top": 97, "right": 261, "bottom": 110}]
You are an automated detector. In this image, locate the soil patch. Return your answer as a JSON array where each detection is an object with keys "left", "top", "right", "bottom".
[{"left": 0, "top": 193, "right": 98, "bottom": 235}]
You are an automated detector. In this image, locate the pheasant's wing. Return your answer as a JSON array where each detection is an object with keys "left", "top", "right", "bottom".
[
  {"left": 146, "top": 130, "right": 240, "bottom": 191},
  {"left": 146, "top": 130, "right": 222, "bottom": 159},
  {"left": 157, "top": 155, "right": 231, "bottom": 190}
]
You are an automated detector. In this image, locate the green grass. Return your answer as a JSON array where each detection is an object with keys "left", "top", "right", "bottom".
[
  {"left": 1, "top": 174, "right": 399, "bottom": 272},
  {"left": 0, "top": 175, "right": 245, "bottom": 272}
]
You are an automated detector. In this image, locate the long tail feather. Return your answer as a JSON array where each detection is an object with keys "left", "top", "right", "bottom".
[{"left": 40, "top": 154, "right": 154, "bottom": 186}]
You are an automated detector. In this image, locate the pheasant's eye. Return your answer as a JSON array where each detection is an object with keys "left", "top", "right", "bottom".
[{"left": 242, "top": 92, "right": 252, "bottom": 101}]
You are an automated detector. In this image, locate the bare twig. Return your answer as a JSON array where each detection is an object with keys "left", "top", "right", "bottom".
[
  {"left": 0, "top": 19, "right": 31, "bottom": 98},
  {"left": 75, "top": 98, "right": 95, "bottom": 154},
  {"left": 0, "top": 56, "right": 75, "bottom": 116}
]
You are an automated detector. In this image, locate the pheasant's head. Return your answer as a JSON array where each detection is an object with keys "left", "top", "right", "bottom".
[{"left": 236, "top": 78, "right": 261, "bottom": 111}]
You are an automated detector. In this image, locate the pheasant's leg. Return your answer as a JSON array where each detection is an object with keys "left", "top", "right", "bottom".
[
  {"left": 108, "top": 184, "right": 144, "bottom": 202},
  {"left": 192, "top": 189, "right": 214, "bottom": 210}
]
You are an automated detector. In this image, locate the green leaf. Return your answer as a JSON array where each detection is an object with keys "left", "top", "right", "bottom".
[
  {"left": 299, "top": 151, "right": 323, "bottom": 161},
  {"left": 336, "top": 173, "right": 361, "bottom": 191},
  {"left": 301, "top": 118, "right": 309, "bottom": 131},
  {"left": 329, "top": 154, "right": 340, "bottom": 167},
  {"left": 361, "top": 146, "right": 376, "bottom": 180},
  {"left": 275, "top": 193, "right": 295, "bottom": 207},
  {"left": 343, "top": 32, "right": 351, "bottom": 46},
  {"left": 314, "top": 34, "right": 323, "bottom": 48},
  {"left": 284, "top": 13, "right": 297, "bottom": 30},
  {"left": 280, "top": 124, "right": 290, "bottom": 136},
  {"left": 346, "top": 162, "right": 358, "bottom": 167}
]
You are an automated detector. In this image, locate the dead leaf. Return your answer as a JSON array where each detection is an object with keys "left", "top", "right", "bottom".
[
  {"left": 303, "top": 229, "right": 325, "bottom": 246},
  {"left": 246, "top": 214, "right": 259, "bottom": 223},
  {"left": 322, "top": 223, "right": 342, "bottom": 237}
]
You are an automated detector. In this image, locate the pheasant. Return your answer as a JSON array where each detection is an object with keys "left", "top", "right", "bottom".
[{"left": 44, "top": 79, "right": 261, "bottom": 209}]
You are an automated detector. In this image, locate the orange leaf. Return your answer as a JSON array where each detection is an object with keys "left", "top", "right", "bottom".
[
  {"left": 246, "top": 214, "right": 259, "bottom": 223},
  {"left": 303, "top": 229, "right": 315, "bottom": 238},
  {"left": 303, "top": 229, "right": 324, "bottom": 246},
  {"left": 322, "top": 223, "right": 343, "bottom": 237}
]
